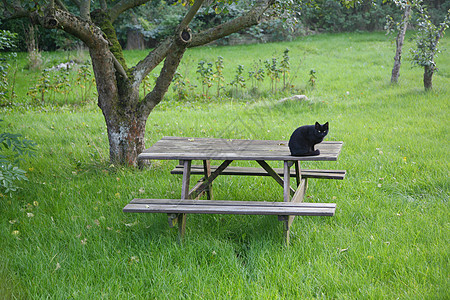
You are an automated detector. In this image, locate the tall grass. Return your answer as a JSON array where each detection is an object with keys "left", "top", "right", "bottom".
[{"left": 0, "top": 32, "right": 448, "bottom": 298}]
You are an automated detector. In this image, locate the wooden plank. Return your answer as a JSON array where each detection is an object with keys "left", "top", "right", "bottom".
[
  {"left": 139, "top": 152, "right": 340, "bottom": 162},
  {"left": 129, "top": 198, "right": 336, "bottom": 208},
  {"left": 178, "top": 160, "right": 191, "bottom": 238},
  {"left": 147, "top": 142, "right": 342, "bottom": 153},
  {"left": 294, "top": 161, "right": 301, "bottom": 187},
  {"left": 123, "top": 201, "right": 336, "bottom": 216},
  {"left": 188, "top": 160, "right": 233, "bottom": 200},
  {"left": 180, "top": 160, "right": 191, "bottom": 200},
  {"left": 286, "top": 178, "right": 308, "bottom": 229},
  {"left": 283, "top": 161, "right": 291, "bottom": 202},
  {"left": 291, "top": 178, "right": 307, "bottom": 204},
  {"left": 189, "top": 177, "right": 207, "bottom": 200},
  {"left": 257, "top": 160, "right": 295, "bottom": 196},
  {"left": 203, "top": 160, "right": 213, "bottom": 200},
  {"left": 139, "top": 137, "right": 343, "bottom": 161},
  {"left": 171, "top": 165, "right": 346, "bottom": 180}
]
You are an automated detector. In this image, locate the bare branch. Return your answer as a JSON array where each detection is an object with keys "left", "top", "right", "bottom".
[
  {"left": 31, "top": 8, "right": 108, "bottom": 49},
  {"left": 132, "top": 38, "right": 173, "bottom": 87},
  {"left": 177, "top": 0, "right": 205, "bottom": 31},
  {"left": 132, "top": 0, "right": 203, "bottom": 86},
  {"left": 140, "top": 41, "right": 187, "bottom": 116},
  {"left": 109, "top": 0, "right": 150, "bottom": 23},
  {"left": 190, "top": 0, "right": 274, "bottom": 48}
]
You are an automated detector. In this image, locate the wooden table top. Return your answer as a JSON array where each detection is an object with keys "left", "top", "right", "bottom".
[{"left": 138, "top": 136, "right": 343, "bottom": 161}]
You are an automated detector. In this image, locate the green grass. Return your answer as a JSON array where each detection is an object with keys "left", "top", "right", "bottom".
[{"left": 1, "top": 32, "right": 449, "bottom": 298}]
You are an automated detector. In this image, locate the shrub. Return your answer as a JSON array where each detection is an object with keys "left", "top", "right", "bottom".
[
  {"left": 0, "top": 29, "right": 18, "bottom": 106},
  {"left": 0, "top": 120, "right": 36, "bottom": 197}
]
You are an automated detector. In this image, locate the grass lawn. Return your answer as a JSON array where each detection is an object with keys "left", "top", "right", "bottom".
[{"left": 0, "top": 32, "right": 449, "bottom": 298}]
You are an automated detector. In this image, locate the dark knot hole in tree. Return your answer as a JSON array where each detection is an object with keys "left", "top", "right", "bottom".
[
  {"left": 180, "top": 29, "right": 192, "bottom": 43},
  {"left": 46, "top": 17, "right": 58, "bottom": 28}
]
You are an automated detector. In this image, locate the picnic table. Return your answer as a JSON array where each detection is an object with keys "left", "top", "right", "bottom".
[{"left": 123, "top": 136, "right": 345, "bottom": 244}]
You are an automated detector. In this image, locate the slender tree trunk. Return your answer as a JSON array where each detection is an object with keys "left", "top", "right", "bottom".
[
  {"left": 391, "top": 5, "right": 411, "bottom": 84},
  {"left": 423, "top": 65, "right": 434, "bottom": 90}
]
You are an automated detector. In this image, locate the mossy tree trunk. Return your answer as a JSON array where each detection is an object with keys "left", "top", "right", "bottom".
[{"left": 1, "top": 0, "right": 275, "bottom": 166}]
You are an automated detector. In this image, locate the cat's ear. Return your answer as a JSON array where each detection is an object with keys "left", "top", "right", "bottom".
[
  {"left": 324, "top": 122, "right": 329, "bottom": 130},
  {"left": 315, "top": 122, "right": 320, "bottom": 129}
]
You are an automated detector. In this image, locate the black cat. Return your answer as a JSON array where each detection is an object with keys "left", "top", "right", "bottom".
[{"left": 288, "top": 122, "right": 329, "bottom": 156}]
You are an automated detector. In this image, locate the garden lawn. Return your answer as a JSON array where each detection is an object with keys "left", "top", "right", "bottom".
[{"left": 0, "top": 32, "right": 449, "bottom": 298}]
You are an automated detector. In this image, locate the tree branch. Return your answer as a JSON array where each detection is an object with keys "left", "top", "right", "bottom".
[
  {"left": 132, "top": 38, "right": 173, "bottom": 88},
  {"left": 140, "top": 41, "right": 188, "bottom": 116},
  {"left": 131, "top": 0, "right": 203, "bottom": 87},
  {"left": 109, "top": 0, "right": 150, "bottom": 23},
  {"left": 190, "top": 0, "right": 274, "bottom": 48},
  {"left": 177, "top": 0, "right": 205, "bottom": 31},
  {"left": 112, "top": 55, "right": 128, "bottom": 79},
  {"left": 79, "top": 0, "right": 91, "bottom": 21},
  {"left": 33, "top": 8, "right": 108, "bottom": 49}
]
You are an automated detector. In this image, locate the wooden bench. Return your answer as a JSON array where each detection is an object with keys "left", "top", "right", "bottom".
[
  {"left": 171, "top": 164, "right": 346, "bottom": 180},
  {"left": 124, "top": 199, "right": 336, "bottom": 216}
]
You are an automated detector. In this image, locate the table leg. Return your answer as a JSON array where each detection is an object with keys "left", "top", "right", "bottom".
[
  {"left": 203, "top": 160, "right": 213, "bottom": 200},
  {"left": 282, "top": 160, "right": 308, "bottom": 246},
  {"left": 257, "top": 160, "right": 295, "bottom": 196},
  {"left": 178, "top": 160, "right": 191, "bottom": 240},
  {"left": 283, "top": 161, "right": 291, "bottom": 202},
  {"left": 294, "top": 161, "right": 301, "bottom": 187},
  {"left": 189, "top": 160, "right": 233, "bottom": 200},
  {"left": 283, "top": 161, "right": 291, "bottom": 245}
]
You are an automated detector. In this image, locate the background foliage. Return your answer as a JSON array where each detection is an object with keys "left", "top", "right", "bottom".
[{"left": 1, "top": 0, "right": 448, "bottom": 52}]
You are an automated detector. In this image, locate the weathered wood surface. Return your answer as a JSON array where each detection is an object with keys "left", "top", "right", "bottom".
[
  {"left": 123, "top": 199, "right": 336, "bottom": 216},
  {"left": 139, "top": 136, "right": 343, "bottom": 161},
  {"left": 257, "top": 160, "right": 295, "bottom": 196},
  {"left": 188, "top": 160, "right": 233, "bottom": 200},
  {"left": 171, "top": 165, "right": 346, "bottom": 180}
]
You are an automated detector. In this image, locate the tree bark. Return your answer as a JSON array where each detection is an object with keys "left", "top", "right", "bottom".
[
  {"left": 391, "top": 5, "right": 411, "bottom": 84},
  {"left": 423, "top": 65, "right": 434, "bottom": 90}
]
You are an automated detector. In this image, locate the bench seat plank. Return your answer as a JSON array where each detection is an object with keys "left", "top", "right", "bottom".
[
  {"left": 123, "top": 199, "right": 336, "bottom": 216},
  {"left": 171, "top": 165, "right": 346, "bottom": 180}
]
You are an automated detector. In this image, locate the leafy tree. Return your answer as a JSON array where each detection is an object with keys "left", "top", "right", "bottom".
[
  {"left": 410, "top": 4, "right": 450, "bottom": 90},
  {"left": 0, "top": 0, "right": 279, "bottom": 166},
  {"left": 0, "top": 0, "right": 361, "bottom": 166}
]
